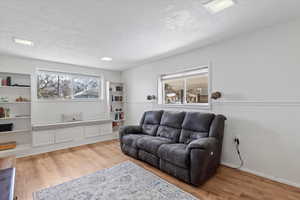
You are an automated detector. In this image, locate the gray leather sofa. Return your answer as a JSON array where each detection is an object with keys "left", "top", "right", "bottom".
[{"left": 119, "top": 110, "right": 226, "bottom": 186}]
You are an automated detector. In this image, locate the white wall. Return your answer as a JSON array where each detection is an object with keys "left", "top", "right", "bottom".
[
  {"left": 0, "top": 54, "right": 121, "bottom": 124},
  {"left": 122, "top": 19, "right": 300, "bottom": 187}
]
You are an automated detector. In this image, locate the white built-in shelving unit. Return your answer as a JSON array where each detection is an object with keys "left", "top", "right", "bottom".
[
  {"left": 0, "top": 72, "right": 116, "bottom": 158},
  {"left": 107, "top": 81, "right": 125, "bottom": 132},
  {"left": 0, "top": 72, "right": 32, "bottom": 156}
]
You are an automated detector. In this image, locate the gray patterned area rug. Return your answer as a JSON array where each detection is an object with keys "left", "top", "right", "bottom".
[{"left": 33, "top": 161, "right": 198, "bottom": 200}]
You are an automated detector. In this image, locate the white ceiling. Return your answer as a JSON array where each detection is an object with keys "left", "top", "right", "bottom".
[{"left": 1, "top": 0, "right": 300, "bottom": 71}]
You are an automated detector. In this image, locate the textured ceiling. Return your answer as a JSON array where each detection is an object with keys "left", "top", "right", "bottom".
[{"left": 1, "top": 0, "right": 300, "bottom": 71}]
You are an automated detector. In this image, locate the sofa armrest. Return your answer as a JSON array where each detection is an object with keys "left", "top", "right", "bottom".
[
  {"left": 187, "top": 137, "right": 218, "bottom": 151},
  {"left": 119, "top": 125, "right": 142, "bottom": 138},
  {"left": 188, "top": 137, "right": 219, "bottom": 185}
]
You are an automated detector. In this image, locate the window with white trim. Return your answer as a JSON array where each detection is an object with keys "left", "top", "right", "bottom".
[
  {"left": 158, "top": 67, "right": 209, "bottom": 106},
  {"left": 37, "top": 70, "right": 101, "bottom": 100}
]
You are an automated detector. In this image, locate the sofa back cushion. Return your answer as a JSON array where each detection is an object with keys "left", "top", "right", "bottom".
[
  {"left": 140, "top": 110, "right": 163, "bottom": 136},
  {"left": 180, "top": 112, "right": 215, "bottom": 144},
  {"left": 156, "top": 111, "right": 186, "bottom": 142}
]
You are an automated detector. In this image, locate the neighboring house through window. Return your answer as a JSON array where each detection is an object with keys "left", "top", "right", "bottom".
[{"left": 158, "top": 66, "right": 210, "bottom": 107}]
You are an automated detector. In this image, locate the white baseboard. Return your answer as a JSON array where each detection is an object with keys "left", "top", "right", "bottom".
[{"left": 221, "top": 162, "right": 300, "bottom": 188}]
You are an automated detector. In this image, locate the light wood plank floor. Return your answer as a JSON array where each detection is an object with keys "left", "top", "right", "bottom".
[{"left": 15, "top": 140, "right": 300, "bottom": 200}]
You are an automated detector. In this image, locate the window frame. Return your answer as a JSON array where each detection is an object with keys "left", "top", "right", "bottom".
[
  {"left": 158, "top": 65, "right": 211, "bottom": 109},
  {"left": 36, "top": 69, "right": 103, "bottom": 102}
]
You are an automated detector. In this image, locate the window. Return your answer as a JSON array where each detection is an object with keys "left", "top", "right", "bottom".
[
  {"left": 159, "top": 67, "right": 209, "bottom": 106},
  {"left": 73, "top": 76, "right": 100, "bottom": 99},
  {"left": 164, "top": 78, "right": 184, "bottom": 104},
  {"left": 37, "top": 70, "right": 101, "bottom": 100}
]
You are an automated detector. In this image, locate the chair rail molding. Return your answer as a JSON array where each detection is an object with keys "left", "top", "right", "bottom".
[{"left": 212, "top": 98, "right": 300, "bottom": 107}]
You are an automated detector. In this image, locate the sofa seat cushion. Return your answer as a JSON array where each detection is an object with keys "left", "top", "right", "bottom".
[
  {"left": 122, "top": 134, "right": 145, "bottom": 148},
  {"left": 160, "top": 159, "right": 190, "bottom": 183},
  {"left": 158, "top": 143, "right": 189, "bottom": 169},
  {"left": 138, "top": 150, "right": 160, "bottom": 168},
  {"left": 121, "top": 144, "right": 139, "bottom": 159},
  {"left": 136, "top": 136, "right": 172, "bottom": 155}
]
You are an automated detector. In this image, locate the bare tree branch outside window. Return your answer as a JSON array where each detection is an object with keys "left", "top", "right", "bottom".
[{"left": 37, "top": 71, "right": 100, "bottom": 100}]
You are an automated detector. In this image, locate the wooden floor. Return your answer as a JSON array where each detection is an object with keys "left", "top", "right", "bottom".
[{"left": 15, "top": 140, "right": 300, "bottom": 200}]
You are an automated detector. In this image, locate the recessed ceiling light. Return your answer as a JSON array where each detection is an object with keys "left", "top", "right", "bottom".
[
  {"left": 13, "top": 37, "right": 34, "bottom": 46},
  {"left": 101, "top": 57, "right": 112, "bottom": 61},
  {"left": 203, "top": 0, "right": 236, "bottom": 14}
]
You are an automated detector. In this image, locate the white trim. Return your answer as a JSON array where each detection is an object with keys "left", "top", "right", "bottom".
[
  {"left": 161, "top": 65, "right": 209, "bottom": 78},
  {"left": 222, "top": 162, "right": 300, "bottom": 188},
  {"left": 161, "top": 68, "right": 208, "bottom": 80},
  {"left": 213, "top": 99, "right": 300, "bottom": 107},
  {"left": 183, "top": 78, "right": 187, "bottom": 104},
  {"left": 158, "top": 64, "right": 211, "bottom": 109},
  {"left": 0, "top": 71, "right": 31, "bottom": 76},
  {"left": 35, "top": 69, "right": 103, "bottom": 101},
  {"left": 0, "top": 134, "right": 118, "bottom": 158},
  {"left": 34, "top": 99, "right": 103, "bottom": 103},
  {"left": 36, "top": 68, "right": 102, "bottom": 78},
  {"left": 0, "top": 116, "right": 31, "bottom": 120},
  {"left": 0, "top": 86, "right": 31, "bottom": 89},
  {"left": 0, "top": 101, "right": 31, "bottom": 104},
  {"left": 157, "top": 77, "right": 163, "bottom": 105},
  {"left": 155, "top": 103, "right": 211, "bottom": 110},
  {"left": 0, "top": 129, "right": 31, "bottom": 135},
  {"left": 207, "top": 63, "right": 212, "bottom": 110},
  {"left": 32, "top": 119, "right": 112, "bottom": 130}
]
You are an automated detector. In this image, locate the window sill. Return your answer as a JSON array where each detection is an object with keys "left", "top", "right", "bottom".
[
  {"left": 157, "top": 103, "right": 211, "bottom": 110},
  {"left": 35, "top": 99, "right": 103, "bottom": 103}
]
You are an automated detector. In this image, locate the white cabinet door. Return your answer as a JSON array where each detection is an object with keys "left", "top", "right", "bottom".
[
  {"left": 32, "top": 130, "right": 55, "bottom": 147},
  {"left": 100, "top": 123, "right": 113, "bottom": 135},
  {"left": 55, "top": 127, "right": 77, "bottom": 143},
  {"left": 84, "top": 125, "right": 101, "bottom": 138}
]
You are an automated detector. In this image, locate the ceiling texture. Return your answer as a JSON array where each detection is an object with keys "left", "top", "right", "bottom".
[{"left": 1, "top": 0, "right": 300, "bottom": 71}]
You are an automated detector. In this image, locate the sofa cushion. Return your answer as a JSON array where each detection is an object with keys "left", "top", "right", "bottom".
[
  {"left": 136, "top": 136, "right": 172, "bottom": 155},
  {"left": 157, "top": 111, "right": 185, "bottom": 142},
  {"left": 122, "top": 134, "right": 145, "bottom": 148},
  {"left": 180, "top": 112, "right": 215, "bottom": 144},
  {"left": 140, "top": 110, "right": 163, "bottom": 136},
  {"left": 121, "top": 144, "right": 139, "bottom": 159},
  {"left": 158, "top": 143, "right": 189, "bottom": 168},
  {"left": 160, "top": 159, "right": 190, "bottom": 183},
  {"left": 138, "top": 150, "right": 160, "bottom": 167}
]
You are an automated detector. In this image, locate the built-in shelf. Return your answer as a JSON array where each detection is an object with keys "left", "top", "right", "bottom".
[
  {"left": 0, "top": 102, "right": 31, "bottom": 104},
  {"left": 0, "top": 143, "right": 31, "bottom": 157},
  {"left": 0, "top": 116, "right": 31, "bottom": 120},
  {"left": 0, "top": 86, "right": 30, "bottom": 89},
  {"left": 0, "top": 72, "right": 32, "bottom": 158},
  {"left": 113, "top": 119, "right": 124, "bottom": 122},
  {"left": 111, "top": 91, "right": 123, "bottom": 93},
  {"left": 0, "top": 129, "right": 31, "bottom": 134},
  {"left": 108, "top": 81, "right": 125, "bottom": 130}
]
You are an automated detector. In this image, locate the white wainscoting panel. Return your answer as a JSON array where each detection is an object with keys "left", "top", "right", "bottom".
[{"left": 84, "top": 125, "right": 101, "bottom": 138}]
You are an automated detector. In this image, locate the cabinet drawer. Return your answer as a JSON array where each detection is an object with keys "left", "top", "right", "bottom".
[
  {"left": 32, "top": 130, "right": 55, "bottom": 147},
  {"left": 84, "top": 125, "right": 101, "bottom": 138}
]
